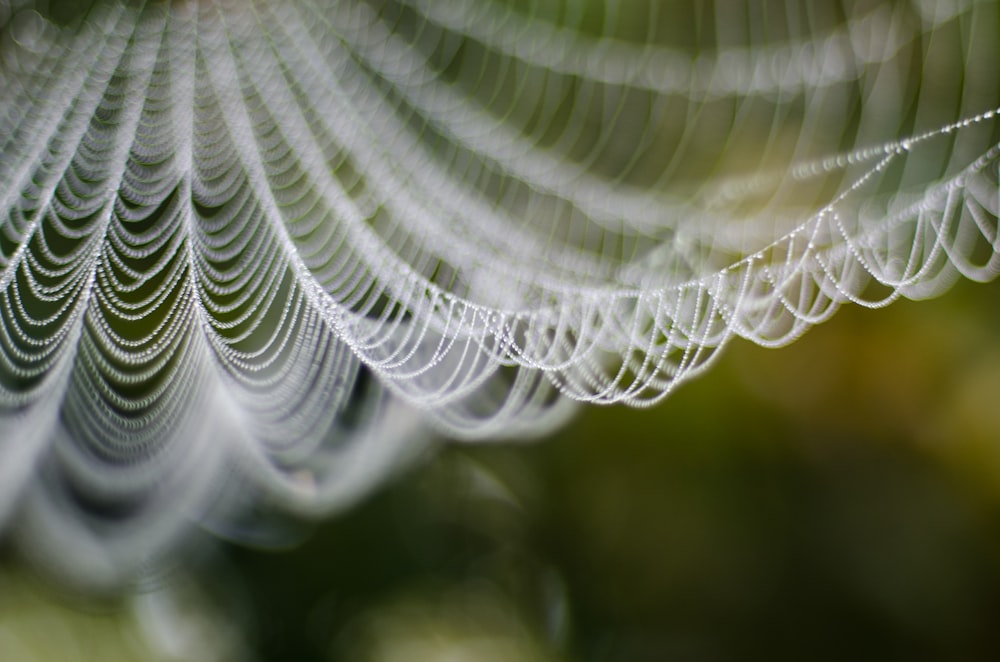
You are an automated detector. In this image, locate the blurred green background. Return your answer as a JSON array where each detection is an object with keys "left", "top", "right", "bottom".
[
  {"left": 4, "top": 278, "right": 1000, "bottom": 661},
  {"left": 3, "top": 1, "right": 1000, "bottom": 660}
]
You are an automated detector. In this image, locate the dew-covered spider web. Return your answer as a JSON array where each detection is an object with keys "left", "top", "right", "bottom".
[{"left": 0, "top": 0, "right": 998, "bottom": 586}]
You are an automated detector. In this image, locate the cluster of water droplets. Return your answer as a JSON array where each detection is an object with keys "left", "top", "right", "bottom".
[{"left": 0, "top": 0, "right": 997, "bottom": 586}]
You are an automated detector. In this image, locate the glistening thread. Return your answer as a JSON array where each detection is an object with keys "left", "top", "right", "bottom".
[{"left": 0, "top": 0, "right": 997, "bottom": 588}]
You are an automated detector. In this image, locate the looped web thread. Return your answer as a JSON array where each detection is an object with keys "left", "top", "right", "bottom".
[{"left": 0, "top": 0, "right": 998, "bottom": 586}]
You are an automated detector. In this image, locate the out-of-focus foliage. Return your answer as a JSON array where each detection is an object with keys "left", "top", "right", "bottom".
[{"left": 0, "top": 567, "right": 245, "bottom": 661}]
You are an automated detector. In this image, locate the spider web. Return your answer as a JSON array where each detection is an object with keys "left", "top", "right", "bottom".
[{"left": 0, "top": 0, "right": 998, "bottom": 586}]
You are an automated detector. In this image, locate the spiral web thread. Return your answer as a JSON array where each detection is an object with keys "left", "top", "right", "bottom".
[{"left": 0, "top": 0, "right": 998, "bottom": 585}]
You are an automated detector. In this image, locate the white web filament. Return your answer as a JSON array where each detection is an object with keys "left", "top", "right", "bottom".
[{"left": 0, "top": 0, "right": 997, "bottom": 587}]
